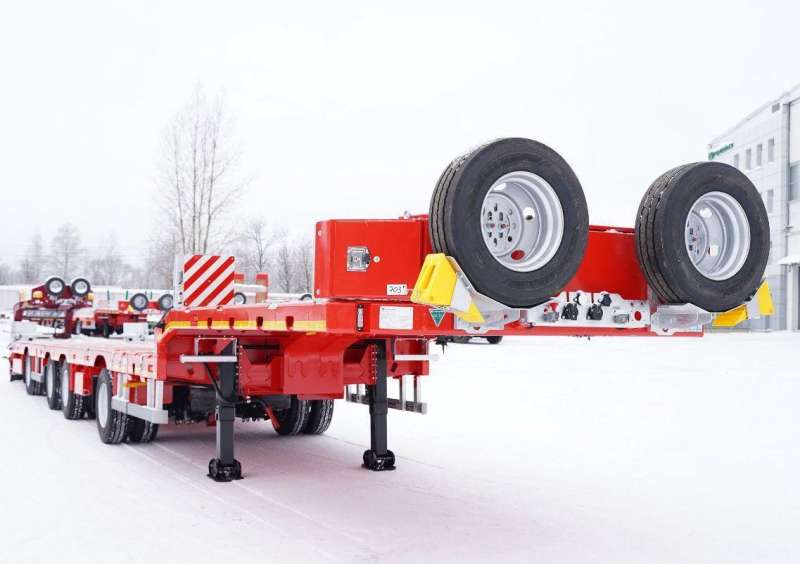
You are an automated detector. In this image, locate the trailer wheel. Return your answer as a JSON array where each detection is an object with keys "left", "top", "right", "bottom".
[
  {"left": 129, "top": 293, "right": 149, "bottom": 312},
  {"left": 303, "top": 400, "right": 334, "bottom": 435},
  {"left": 127, "top": 417, "right": 159, "bottom": 443},
  {"left": 271, "top": 396, "right": 310, "bottom": 436},
  {"left": 44, "top": 276, "right": 66, "bottom": 297},
  {"left": 485, "top": 336, "right": 503, "bottom": 345},
  {"left": 157, "top": 293, "right": 174, "bottom": 311},
  {"left": 429, "top": 138, "right": 589, "bottom": 308},
  {"left": 635, "top": 162, "right": 770, "bottom": 312},
  {"left": 61, "top": 362, "right": 84, "bottom": 420},
  {"left": 45, "top": 360, "right": 62, "bottom": 410},
  {"left": 101, "top": 323, "right": 111, "bottom": 339},
  {"left": 70, "top": 277, "right": 91, "bottom": 298},
  {"left": 96, "top": 369, "right": 128, "bottom": 444},
  {"left": 233, "top": 292, "right": 247, "bottom": 305},
  {"left": 24, "top": 355, "right": 43, "bottom": 396}
]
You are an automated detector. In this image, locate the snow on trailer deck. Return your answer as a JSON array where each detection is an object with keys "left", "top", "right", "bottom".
[{"left": 2, "top": 316, "right": 798, "bottom": 563}]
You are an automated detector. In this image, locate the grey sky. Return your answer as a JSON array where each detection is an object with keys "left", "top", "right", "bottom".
[{"left": 1, "top": 0, "right": 797, "bottom": 268}]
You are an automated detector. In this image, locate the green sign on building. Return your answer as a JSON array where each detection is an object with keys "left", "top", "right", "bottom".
[{"left": 708, "top": 142, "right": 734, "bottom": 160}]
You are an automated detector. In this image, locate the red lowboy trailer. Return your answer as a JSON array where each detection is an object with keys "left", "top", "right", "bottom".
[{"left": 6, "top": 138, "right": 774, "bottom": 481}]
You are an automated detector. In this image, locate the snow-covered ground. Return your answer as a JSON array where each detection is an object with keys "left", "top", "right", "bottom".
[{"left": 1, "top": 321, "right": 798, "bottom": 563}]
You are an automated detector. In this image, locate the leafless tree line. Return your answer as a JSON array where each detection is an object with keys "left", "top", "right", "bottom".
[{"left": 0, "top": 85, "right": 315, "bottom": 294}]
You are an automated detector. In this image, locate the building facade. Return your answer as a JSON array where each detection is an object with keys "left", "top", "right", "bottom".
[{"left": 707, "top": 83, "right": 800, "bottom": 330}]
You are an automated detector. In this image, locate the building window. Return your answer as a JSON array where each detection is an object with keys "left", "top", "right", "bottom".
[
  {"left": 733, "top": 153, "right": 740, "bottom": 169},
  {"left": 768, "top": 138, "right": 775, "bottom": 162},
  {"left": 745, "top": 148, "right": 752, "bottom": 170},
  {"left": 756, "top": 144, "right": 763, "bottom": 167},
  {"left": 790, "top": 164, "right": 800, "bottom": 201},
  {"left": 765, "top": 189, "right": 774, "bottom": 213}
]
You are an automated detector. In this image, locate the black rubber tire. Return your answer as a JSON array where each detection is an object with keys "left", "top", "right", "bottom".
[
  {"left": 127, "top": 417, "right": 159, "bottom": 443},
  {"left": 44, "top": 276, "right": 66, "bottom": 297},
  {"left": 233, "top": 292, "right": 247, "bottom": 305},
  {"left": 429, "top": 138, "right": 589, "bottom": 308},
  {"left": 303, "top": 400, "right": 334, "bottom": 435},
  {"left": 70, "top": 277, "right": 91, "bottom": 298},
  {"left": 157, "top": 293, "right": 174, "bottom": 311},
  {"left": 101, "top": 323, "right": 111, "bottom": 339},
  {"left": 272, "top": 396, "right": 310, "bottom": 436},
  {"left": 24, "top": 355, "right": 43, "bottom": 396},
  {"left": 129, "top": 293, "right": 149, "bottom": 312},
  {"left": 61, "top": 362, "right": 84, "bottom": 420},
  {"left": 485, "top": 336, "right": 503, "bottom": 344},
  {"left": 95, "top": 369, "right": 128, "bottom": 444},
  {"left": 45, "top": 360, "right": 62, "bottom": 410},
  {"left": 635, "top": 162, "right": 769, "bottom": 312}
]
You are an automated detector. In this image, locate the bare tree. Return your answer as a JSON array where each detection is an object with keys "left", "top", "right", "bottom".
[
  {"left": 293, "top": 238, "right": 314, "bottom": 292},
  {"left": 49, "top": 223, "right": 85, "bottom": 280},
  {"left": 156, "top": 85, "right": 248, "bottom": 256},
  {"left": 19, "top": 232, "right": 44, "bottom": 283},
  {"left": 86, "top": 235, "right": 126, "bottom": 285},
  {"left": 141, "top": 233, "right": 179, "bottom": 289},
  {"left": 273, "top": 242, "right": 294, "bottom": 293},
  {"left": 235, "top": 216, "right": 282, "bottom": 280},
  {"left": 0, "top": 263, "right": 11, "bottom": 285}
]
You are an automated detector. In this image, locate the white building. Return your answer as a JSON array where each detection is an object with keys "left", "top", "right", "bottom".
[{"left": 707, "top": 83, "right": 800, "bottom": 331}]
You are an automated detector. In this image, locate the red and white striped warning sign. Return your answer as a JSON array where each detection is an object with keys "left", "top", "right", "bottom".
[{"left": 181, "top": 255, "right": 236, "bottom": 307}]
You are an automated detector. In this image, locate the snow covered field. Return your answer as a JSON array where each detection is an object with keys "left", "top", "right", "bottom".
[{"left": 1, "top": 322, "right": 798, "bottom": 563}]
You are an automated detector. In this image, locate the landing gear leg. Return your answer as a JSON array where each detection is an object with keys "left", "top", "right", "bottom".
[
  {"left": 363, "top": 342, "right": 395, "bottom": 471},
  {"left": 207, "top": 342, "right": 242, "bottom": 482}
]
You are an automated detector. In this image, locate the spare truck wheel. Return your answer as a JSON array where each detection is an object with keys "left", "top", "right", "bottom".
[
  {"left": 129, "top": 292, "right": 149, "bottom": 312},
  {"left": 45, "top": 276, "right": 66, "bottom": 297},
  {"left": 61, "top": 362, "right": 84, "bottom": 420},
  {"left": 70, "top": 277, "right": 91, "bottom": 298},
  {"left": 157, "top": 293, "right": 174, "bottom": 311},
  {"left": 635, "top": 162, "right": 769, "bottom": 312},
  {"left": 429, "top": 137, "right": 589, "bottom": 308}
]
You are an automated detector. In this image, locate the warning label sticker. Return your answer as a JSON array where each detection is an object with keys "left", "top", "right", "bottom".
[{"left": 429, "top": 307, "right": 446, "bottom": 327}]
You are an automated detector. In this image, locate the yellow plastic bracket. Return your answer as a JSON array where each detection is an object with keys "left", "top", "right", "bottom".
[
  {"left": 411, "top": 254, "right": 458, "bottom": 307},
  {"left": 411, "top": 254, "right": 485, "bottom": 324},
  {"left": 712, "top": 280, "right": 774, "bottom": 328}
]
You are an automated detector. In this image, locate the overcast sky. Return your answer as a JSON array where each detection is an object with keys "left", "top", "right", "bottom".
[{"left": 1, "top": 0, "right": 798, "bottom": 268}]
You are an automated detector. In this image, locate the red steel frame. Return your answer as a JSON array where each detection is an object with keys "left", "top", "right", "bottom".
[{"left": 7, "top": 216, "right": 695, "bottom": 478}]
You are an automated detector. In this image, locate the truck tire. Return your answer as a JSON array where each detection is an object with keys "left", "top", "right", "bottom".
[
  {"left": 233, "top": 292, "right": 247, "bottom": 305},
  {"left": 45, "top": 360, "right": 62, "bottom": 410},
  {"left": 127, "top": 417, "right": 159, "bottom": 443},
  {"left": 129, "top": 293, "right": 149, "bottom": 312},
  {"left": 157, "top": 293, "right": 174, "bottom": 311},
  {"left": 45, "top": 276, "right": 66, "bottom": 297},
  {"left": 271, "top": 396, "right": 310, "bottom": 436},
  {"left": 485, "top": 336, "right": 503, "bottom": 344},
  {"left": 24, "top": 355, "right": 43, "bottom": 396},
  {"left": 61, "top": 362, "right": 84, "bottom": 420},
  {"left": 429, "top": 138, "right": 589, "bottom": 308},
  {"left": 70, "top": 277, "right": 91, "bottom": 298},
  {"left": 96, "top": 369, "right": 128, "bottom": 444},
  {"left": 303, "top": 400, "right": 334, "bottom": 435},
  {"left": 635, "top": 162, "right": 769, "bottom": 312}
]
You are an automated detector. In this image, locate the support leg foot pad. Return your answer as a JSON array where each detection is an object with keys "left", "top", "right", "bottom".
[
  {"left": 208, "top": 458, "right": 243, "bottom": 482},
  {"left": 363, "top": 449, "right": 396, "bottom": 471}
]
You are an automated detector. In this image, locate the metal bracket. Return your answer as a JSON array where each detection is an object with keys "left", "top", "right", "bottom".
[{"left": 346, "top": 374, "right": 427, "bottom": 414}]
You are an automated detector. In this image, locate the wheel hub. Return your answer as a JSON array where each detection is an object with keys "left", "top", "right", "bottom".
[
  {"left": 685, "top": 191, "right": 750, "bottom": 281},
  {"left": 480, "top": 171, "right": 564, "bottom": 272}
]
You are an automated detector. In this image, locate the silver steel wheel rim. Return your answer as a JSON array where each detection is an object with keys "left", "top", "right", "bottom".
[
  {"left": 480, "top": 171, "right": 564, "bottom": 272},
  {"left": 73, "top": 280, "right": 89, "bottom": 295},
  {"left": 97, "top": 380, "right": 109, "bottom": 427},
  {"left": 685, "top": 191, "right": 750, "bottom": 281},
  {"left": 61, "top": 366, "right": 68, "bottom": 405},
  {"left": 47, "top": 279, "right": 65, "bottom": 295}
]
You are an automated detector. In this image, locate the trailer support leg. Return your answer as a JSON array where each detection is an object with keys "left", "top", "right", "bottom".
[
  {"left": 363, "top": 342, "right": 395, "bottom": 471},
  {"left": 207, "top": 342, "right": 242, "bottom": 482}
]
